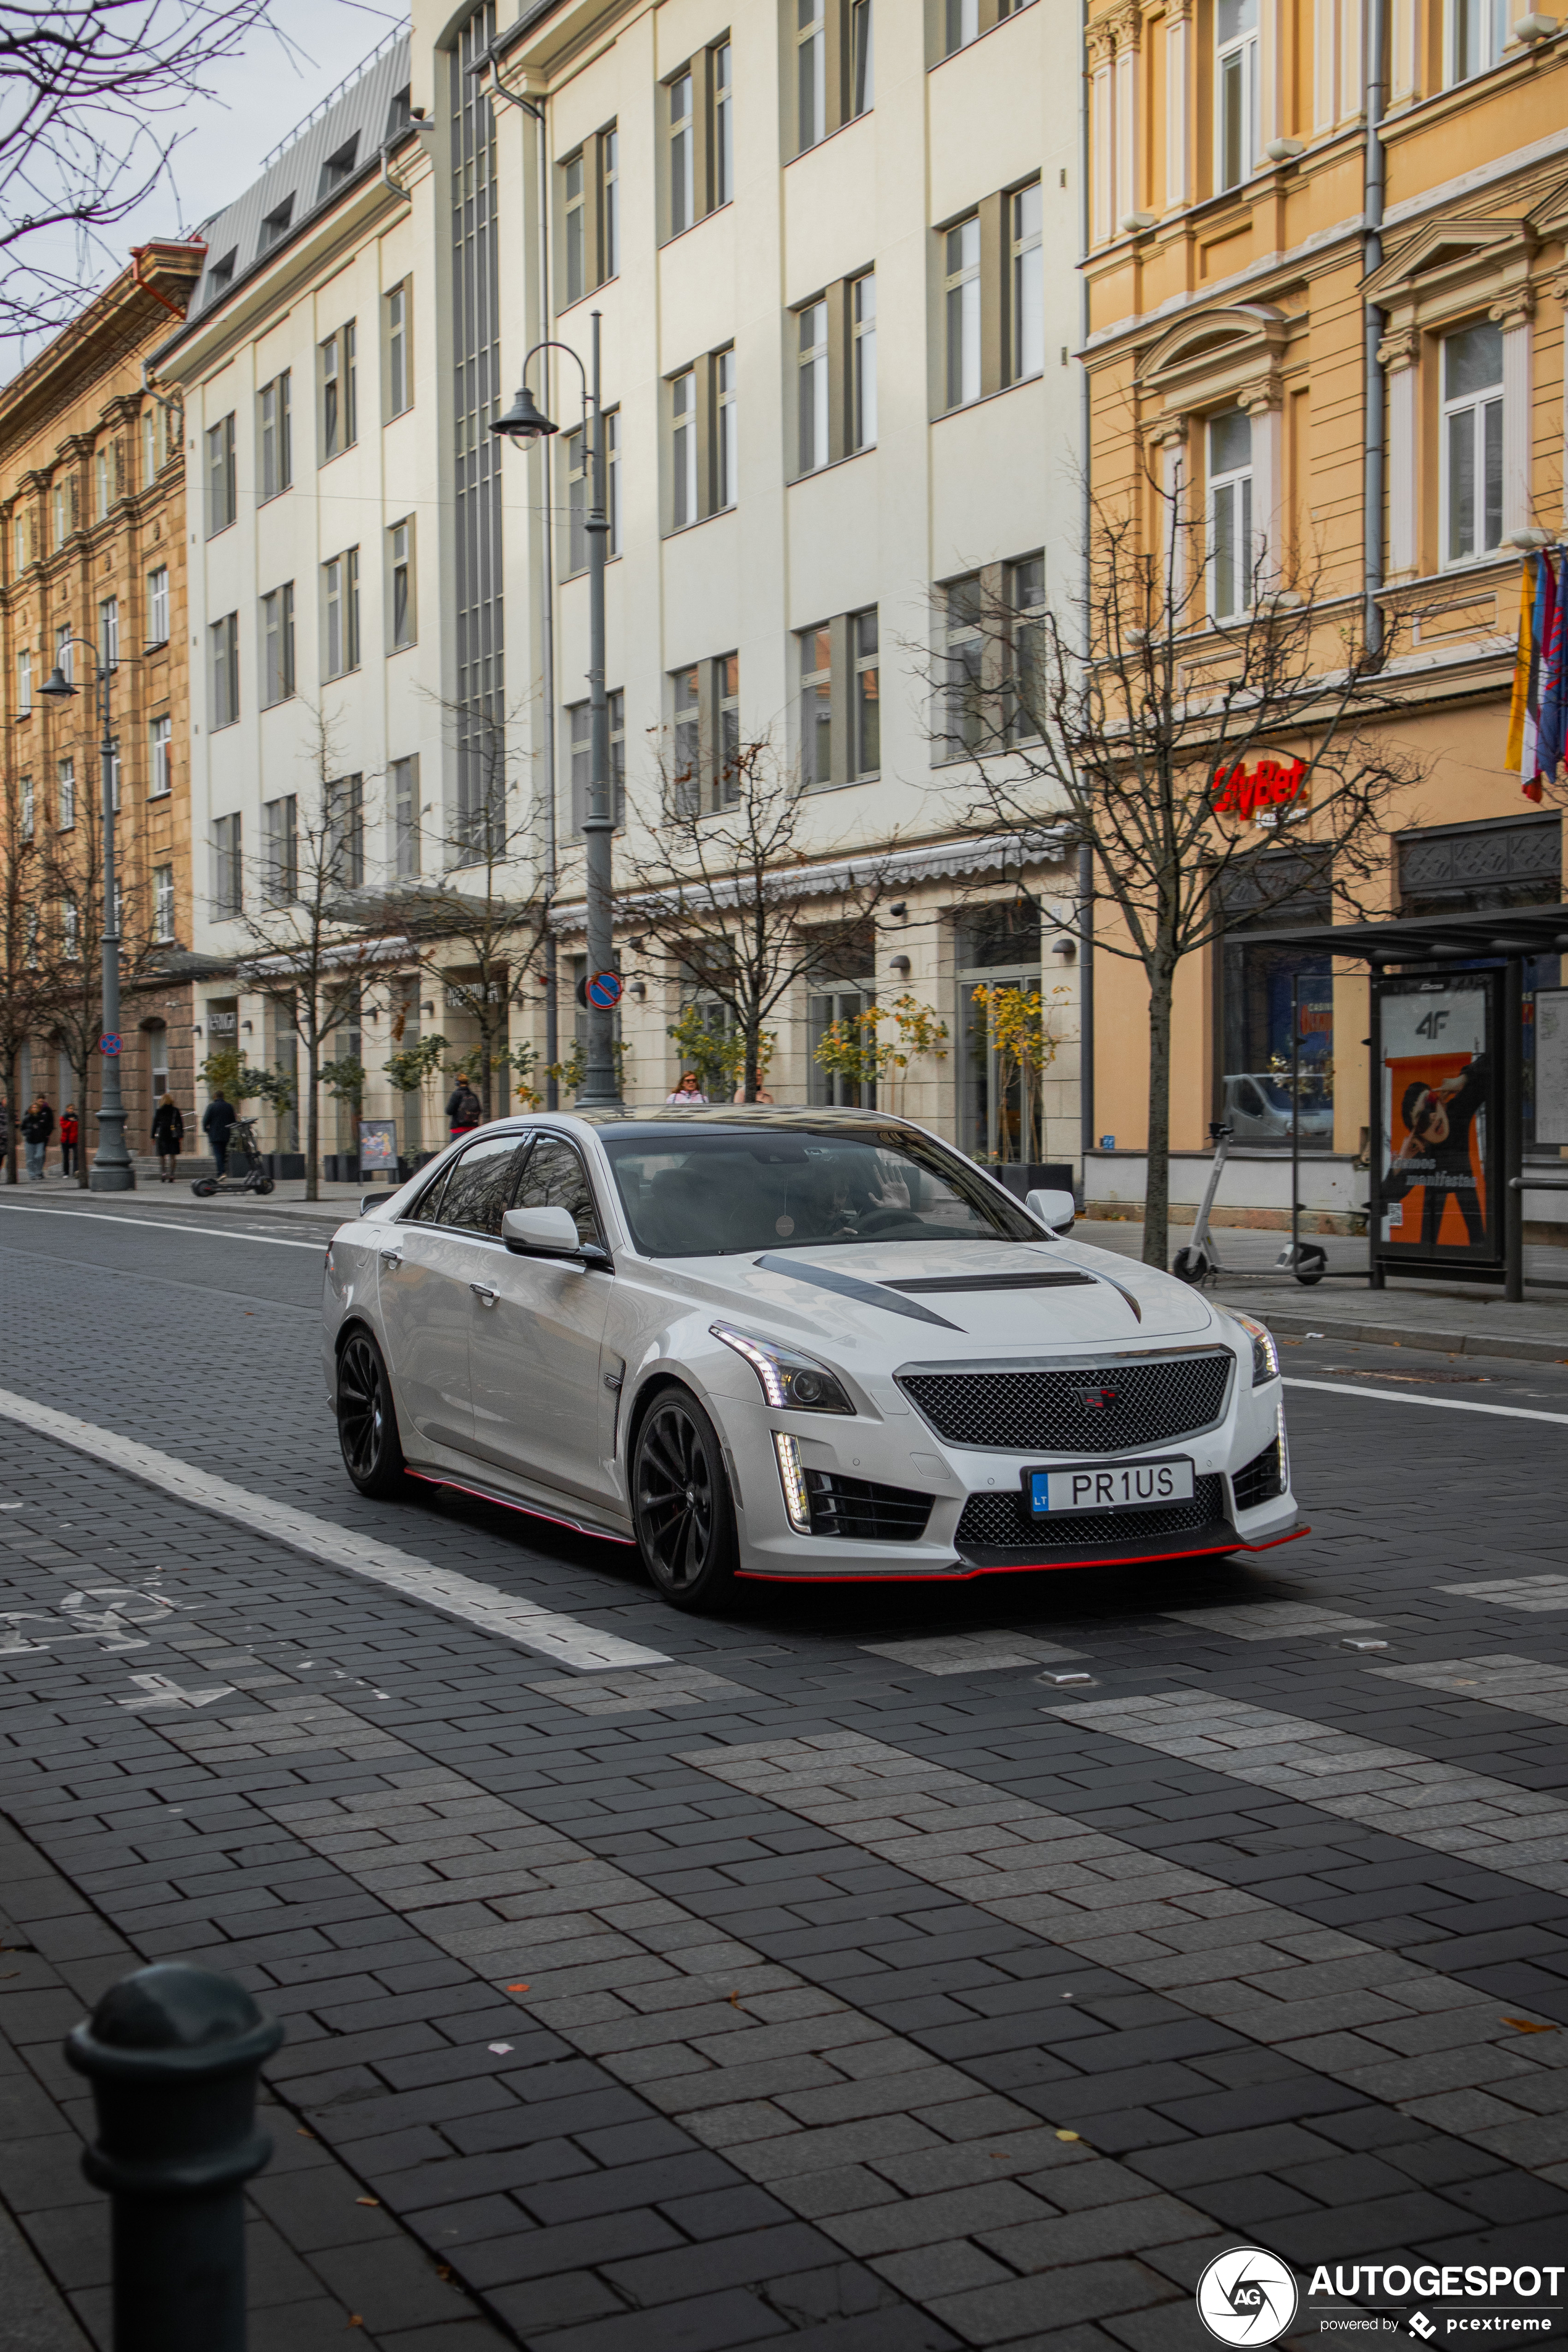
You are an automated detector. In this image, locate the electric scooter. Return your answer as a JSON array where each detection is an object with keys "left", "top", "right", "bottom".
[
  {"left": 1172, "top": 1120, "right": 1328, "bottom": 1286},
  {"left": 190, "top": 1116, "right": 275, "bottom": 1198}
]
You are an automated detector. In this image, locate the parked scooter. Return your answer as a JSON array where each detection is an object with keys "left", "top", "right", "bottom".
[
  {"left": 1172, "top": 1122, "right": 1327, "bottom": 1286},
  {"left": 190, "top": 1116, "right": 275, "bottom": 1198}
]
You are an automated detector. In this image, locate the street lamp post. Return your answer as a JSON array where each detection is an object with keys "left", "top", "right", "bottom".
[
  {"left": 40, "top": 638, "right": 134, "bottom": 1190},
  {"left": 493, "top": 315, "right": 623, "bottom": 1111}
]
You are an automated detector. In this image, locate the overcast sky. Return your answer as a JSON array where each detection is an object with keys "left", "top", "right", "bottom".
[{"left": 15, "top": 0, "right": 404, "bottom": 362}]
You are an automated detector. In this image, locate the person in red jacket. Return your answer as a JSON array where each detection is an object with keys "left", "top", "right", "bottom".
[{"left": 58, "top": 1103, "right": 79, "bottom": 1178}]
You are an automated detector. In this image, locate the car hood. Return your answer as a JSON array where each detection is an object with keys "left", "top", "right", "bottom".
[{"left": 641, "top": 1236, "right": 1224, "bottom": 1358}]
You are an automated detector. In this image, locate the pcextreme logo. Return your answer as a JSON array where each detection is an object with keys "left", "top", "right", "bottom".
[{"left": 1197, "top": 2249, "right": 1300, "bottom": 2345}]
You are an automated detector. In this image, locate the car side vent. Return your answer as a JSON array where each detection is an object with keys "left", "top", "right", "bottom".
[
  {"left": 1231, "top": 1437, "right": 1284, "bottom": 1513},
  {"left": 803, "top": 1469, "right": 932, "bottom": 1543}
]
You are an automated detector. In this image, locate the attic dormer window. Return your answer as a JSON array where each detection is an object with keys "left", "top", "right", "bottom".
[
  {"left": 206, "top": 249, "right": 236, "bottom": 303},
  {"left": 387, "top": 85, "right": 412, "bottom": 136},
  {"left": 261, "top": 196, "right": 293, "bottom": 250},
  {"left": 320, "top": 134, "right": 361, "bottom": 199}
]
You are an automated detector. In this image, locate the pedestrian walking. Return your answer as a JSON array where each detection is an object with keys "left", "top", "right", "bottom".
[
  {"left": 446, "top": 1074, "right": 482, "bottom": 1140},
  {"left": 21, "top": 1095, "right": 54, "bottom": 1181},
  {"left": 58, "top": 1103, "right": 79, "bottom": 1178},
  {"left": 151, "top": 1095, "right": 185, "bottom": 1183},
  {"left": 202, "top": 1090, "right": 236, "bottom": 1178},
  {"left": 664, "top": 1072, "right": 707, "bottom": 1105}
]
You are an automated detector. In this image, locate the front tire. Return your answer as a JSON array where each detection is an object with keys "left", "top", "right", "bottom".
[
  {"left": 190, "top": 1177, "right": 219, "bottom": 1196},
  {"left": 1172, "top": 1243, "right": 1211, "bottom": 1284},
  {"left": 336, "top": 1327, "right": 407, "bottom": 1497},
  {"left": 632, "top": 1388, "right": 738, "bottom": 1611}
]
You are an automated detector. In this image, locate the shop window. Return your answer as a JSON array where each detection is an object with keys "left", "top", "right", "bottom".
[
  {"left": 1221, "top": 855, "right": 1333, "bottom": 1150},
  {"left": 956, "top": 899, "right": 1043, "bottom": 1164}
]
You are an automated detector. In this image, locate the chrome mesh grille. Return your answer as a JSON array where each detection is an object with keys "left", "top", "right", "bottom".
[
  {"left": 956, "top": 1476, "right": 1228, "bottom": 1554},
  {"left": 899, "top": 1353, "right": 1233, "bottom": 1453}
]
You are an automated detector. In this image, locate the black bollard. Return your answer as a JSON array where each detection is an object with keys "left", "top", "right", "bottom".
[{"left": 65, "top": 1962, "right": 284, "bottom": 2352}]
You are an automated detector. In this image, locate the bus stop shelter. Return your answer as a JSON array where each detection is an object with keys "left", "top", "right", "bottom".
[{"left": 1253, "top": 900, "right": 1568, "bottom": 1304}]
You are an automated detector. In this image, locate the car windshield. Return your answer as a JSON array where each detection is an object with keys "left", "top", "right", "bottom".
[{"left": 601, "top": 1124, "right": 1040, "bottom": 1257}]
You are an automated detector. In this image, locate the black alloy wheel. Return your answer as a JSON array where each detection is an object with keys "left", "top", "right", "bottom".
[
  {"left": 337, "top": 1327, "right": 407, "bottom": 1496},
  {"left": 632, "top": 1390, "right": 737, "bottom": 1609}
]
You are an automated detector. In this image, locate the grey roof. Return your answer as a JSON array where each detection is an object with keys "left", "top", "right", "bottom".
[{"left": 187, "top": 26, "right": 412, "bottom": 319}]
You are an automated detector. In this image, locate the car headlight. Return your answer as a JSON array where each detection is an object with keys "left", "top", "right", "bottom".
[
  {"left": 1230, "top": 1311, "right": 1279, "bottom": 1385},
  {"left": 711, "top": 1325, "right": 856, "bottom": 1414}
]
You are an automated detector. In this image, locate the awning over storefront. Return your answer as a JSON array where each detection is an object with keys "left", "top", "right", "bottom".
[{"left": 1245, "top": 903, "right": 1568, "bottom": 964}]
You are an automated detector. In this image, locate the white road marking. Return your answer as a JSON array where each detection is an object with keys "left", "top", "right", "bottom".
[
  {"left": 0, "top": 1385, "right": 668, "bottom": 1672},
  {"left": 860, "top": 1631, "right": 1083, "bottom": 1675},
  {"left": 119, "top": 1672, "right": 233, "bottom": 1709},
  {"left": 0, "top": 1202, "right": 328, "bottom": 1250},
  {"left": 1441, "top": 1575, "right": 1568, "bottom": 1612},
  {"left": 1285, "top": 1376, "right": 1568, "bottom": 1427}
]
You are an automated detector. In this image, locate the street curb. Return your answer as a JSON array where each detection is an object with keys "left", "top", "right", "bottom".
[{"left": 1218, "top": 1297, "right": 1568, "bottom": 1363}]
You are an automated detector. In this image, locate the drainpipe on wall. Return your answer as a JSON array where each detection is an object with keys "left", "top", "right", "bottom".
[
  {"left": 1363, "top": 0, "right": 1388, "bottom": 660},
  {"left": 1077, "top": 0, "right": 1095, "bottom": 1196}
]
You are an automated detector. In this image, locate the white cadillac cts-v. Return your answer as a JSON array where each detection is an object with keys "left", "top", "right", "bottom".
[{"left": 322, "top": 1107, "right": 1303, "bottom": 1612}]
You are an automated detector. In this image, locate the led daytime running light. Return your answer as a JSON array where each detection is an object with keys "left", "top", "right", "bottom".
[
  {"left": 773, "top": 1432, "right": 811, "bottom": 1532},
  {"left": 714, "top": 1325, "right": 787, "bottom": 1407}
]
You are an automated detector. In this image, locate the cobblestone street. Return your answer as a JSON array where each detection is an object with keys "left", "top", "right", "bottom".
[{"left": 2, "top": 1194, "right": 1566, "bottom": 2352}]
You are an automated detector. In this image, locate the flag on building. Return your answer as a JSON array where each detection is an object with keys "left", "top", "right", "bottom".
[{"left": 1509, "top": 548, "right": 1565, "bottom": 803}]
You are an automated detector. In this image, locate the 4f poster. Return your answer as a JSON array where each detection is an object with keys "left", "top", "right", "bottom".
[{"left": 1376, "top": 974, "right": 1498, "bottom": 1265}]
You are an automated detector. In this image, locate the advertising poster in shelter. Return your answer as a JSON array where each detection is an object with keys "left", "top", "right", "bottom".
[{"left": 1375, "top": 973, "right": 1498, "bottom": 1266}]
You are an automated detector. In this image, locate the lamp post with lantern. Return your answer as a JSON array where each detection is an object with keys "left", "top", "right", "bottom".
[
  {"left": 491, "top": 315, "right": 623, "bottom": 1112},
  {"left": 40, "top": 635, "right": 134, "bottom": 1190}
]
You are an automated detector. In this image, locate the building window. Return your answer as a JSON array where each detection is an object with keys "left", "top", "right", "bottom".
[
  {"left": 1447, "top": 0, "right": 1507, "bottom": 83},
  {"left": 799, "top": 625, "right": 833, "bottom": 785},
  {"left": 941, "top": 575, "right": 985, "bottom": 757},
  {"left": 1216, "top": 0, "right": 1259, "bottom": 194},
  {"left": 16, "top": 648, "right": 30, "bottom": 715},
  {"left": 798, "top": 299, "right": 830, "bottom": 473},
  {"left": 52, "top": 479, "right": 70, "bottom": 548},
  {"left": 567, "top": 690, "right": 626, "bottom": 833},
  {"left": 323, "top": 548, "right": 361, "bottom": 677},
  {"left": 147, "top": 565, "right": 169, "bottom": 646},
  {"left": 564, "top": 151, "right": 587, "bottom": 304},
  {"left": 606, "top": 407, "right": 620, "bottom": 554},
  {"left": 211, "top": 612, "right": 240, "bottom": 727},
  {"left": 108, "top": 739, "right": 121, "bottom": 814},
  {"left": 154, "top": 864, "right": 175, "bottom": 943},
  {"left": 849, "top": 609, "right": 879, "bottom": 777},
  {"left": 715, "top": 653, "right": 740, "bottom": 802},
  {"left": 327, "top": 773, "right": 364, "bottom": 888},
  {"left": 852, "top": 272, "right": 876, "bottom": 450},
  {"left": 1009, "top": 554, "right": 1046, "bottom": 740},
  {"left": 1010, "top": 181, "right": 1043, "bottom": 380},
  {"left": 150, "top": 713, "right": 172, "bottom": 798},
  {"left": 667, "top": 657, "right": 740, "bottom": 813},
  {"left": 945, "top": 0, "right": 978, "bottom": 52},
  {"left": 206, "top": 413, "right": 236, "bottom": 535},
  {"left": 673, "top": 663, "right": 701, "bottom": 809},
  {"left": 797, "top": 0, "right": 826, "bottom": 151},
  {"left": 55, "top": 623, "right": 73, "bottom": 685},
  {"left": 98, "top": 596, "right": 118, "bottom": 672},
  {"left": 603, "top": 125, "right": 619, "bottom": 276},
  {"left": 852, "top": 0, "right": 874, "bottom": 112},
  {"left": 264, "top": 794, "right": 298, "bottom": 906},
  {"left": 945, "top": 217, "right": 981, "bottom": 409},
  {"left": 1208, "top": 409, "right": 1253, "bottom": 620},
  {"left": 141, "top": 406, "right": 156, "bottom": 487},
  {"left": 714, "top": 39, "right": 733, "bottom": 204},
  {"left": 262, "top": 582, "right": 295, "bottom": 706},
  {"left": 94, "top": 448, "right": 110, "bottom": 522},
  {"left": 564, "top": 427, "right": 589, "bottom": 574},
  {"left": 672, "top": 369, "right": 698, "bottom": 528},
  {"left": 57, "top": 758, "right": 75, "bottom": 831},
  {"left": 212, "top": 813, "right": 243, "bottom": 917},
  {"left": 1442, "top": 322, "right": 1503, "bottom": 567},
  {"left": 386, "top": 282, "right": 411, "bottom": 417},
  {"left": 389, "top": 519, "right": 415, "bottom": 648},
  {"left": 259, "top": 372, "right": 291, "bottom": 499},
  {"left": 20, "top": 777, "right": 33, "bottom": 839},
  {"left": 715, "top": 349, "right": 738, "bottom": 510},
  {"left": 670, "top": 69, "right": 695, "bottom": 235},
  {"left": 62, "top": 899, "right": 79, "bottom": 959},
  {"left": 320, "top": 323, "right": 357, "bottom": 460},
  {"left": 391, "top": 754, "right": 420, "bottom": 877}
]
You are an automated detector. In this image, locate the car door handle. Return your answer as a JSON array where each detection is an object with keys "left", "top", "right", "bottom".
[
  {"left": 470, "top": 1282, "right": 498, "bottom": 1306},
  {"left": 380, "top": 1249, "right": 402, "bottom": 1269}
]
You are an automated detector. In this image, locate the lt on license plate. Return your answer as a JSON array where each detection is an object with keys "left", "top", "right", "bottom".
[{"left": 1026, "top": 1457, "right": 1195, "bottom": 1516}]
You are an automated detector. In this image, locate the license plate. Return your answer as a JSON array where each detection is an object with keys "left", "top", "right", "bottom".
[{"left": 1025, "top": 1457, "right": 1194, "bottom": 1516}]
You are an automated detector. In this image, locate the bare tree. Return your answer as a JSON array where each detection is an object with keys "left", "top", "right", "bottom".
[
  {"left": 39, "top": 770, "right": 161, "bottom": 1186},
  {"left": 936, "top": 485, "right": 1423, "bottom": 1269},
  {"left": 0, "top": 0, "right": 282, "bottom": 343},
  {"left": 230, "top": 709, "right": 393, "bottom": 1201},
  {"left": 0, "top": 768, "right": 51, "bottom": 1182},
  {"left": 623, "top": 735, "right": 894, "bottom": 1102}
]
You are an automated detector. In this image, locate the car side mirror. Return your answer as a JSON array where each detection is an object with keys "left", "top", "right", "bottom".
[
  {"left": 503, "top": 1204, "right": 582, "bottom": 1256},
  {"left": 1026, "top": 1187, "right": 1076, "bottom": 1236},
  {"left": 359, "top": 1193, "right": 387, "bottom": 1217}
]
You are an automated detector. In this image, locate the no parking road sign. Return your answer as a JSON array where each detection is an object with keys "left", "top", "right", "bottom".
[
  {"left": 585, "top": 970, "right": 623, "bottom": 1010},
  {"left": 99, "top": 1033, "right": 122, "bottom": 1056}
]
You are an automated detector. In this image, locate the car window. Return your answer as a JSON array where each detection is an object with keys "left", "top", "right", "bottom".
[
  {"left": 404, "top": 1162, "right": 452, "bottom": 1224},
  {"left": 436, "top": 1132, "right": 533, "bottom": 1236},
  {"left": 515, "top": 1135, "right": 602, "bottom": 1247}
]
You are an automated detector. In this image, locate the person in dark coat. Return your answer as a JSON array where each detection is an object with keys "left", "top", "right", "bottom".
[
  {"left": 58, "top": 1103, "right": 78, "bottom": 1178},
  {"left": 151, "top": 1095, "right": 185, "bottom": 1183},
  {"left": 21, "top": 1096, "right": 54, "bottom": 1180},
  {"left": 202, "top": 1091, "right": 236, "bottom": 1177},
  {"left": 446, "top": 1075, "right": 482, "bottom": 1139}
]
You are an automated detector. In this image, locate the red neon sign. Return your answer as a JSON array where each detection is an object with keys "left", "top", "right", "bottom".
[{"left": 1211, "top": 755, "right": 1307, "bottom": 823}]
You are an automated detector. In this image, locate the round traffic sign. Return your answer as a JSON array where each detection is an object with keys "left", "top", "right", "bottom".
[
  {"left": 586, "top": 969, "right": 623, "bottom": 1010},
  {"left": 99, "top": 1033, "right": 122, "bottom": 1056}
]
